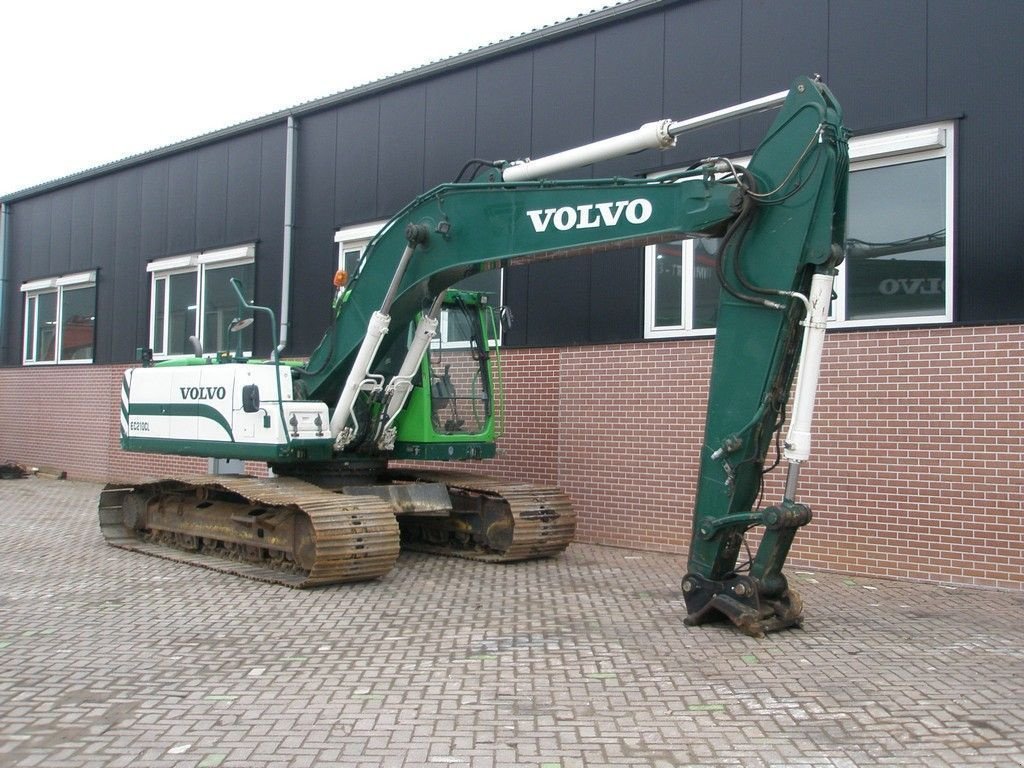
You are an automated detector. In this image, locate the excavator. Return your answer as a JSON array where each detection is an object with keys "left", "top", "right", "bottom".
[{"left": 100, "top": 75, "right": 848, "bottom": 637}]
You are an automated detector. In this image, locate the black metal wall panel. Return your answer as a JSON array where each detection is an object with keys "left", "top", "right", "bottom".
[
  {"left": 70, "top": 185, "right": 94, "bottom": 271},
  {"left": 4, "top": 201, "right": 38, "bottom": 357},
  {"left": 195, "top": 143, "right": 230, "bottom": 246},
  {"left": 166, "top": 153, "right": 198, "bottom": 255},
  {"left": 662, "top": 0, "right": 743, "bottom": 167},
  {"left": 739, "top": 0, "right": 829, "bottom": 150},
  {"left": 828, "top": 0, "right": 928, "bottom": 132},
  {"left": 524, "top": 257, "right": 592, "bottom": 346},
  {"left": 225, "top": 132, "right": 262, "bottom": 245},
  {"left": 334, "top": 99, "right": 380, "bottom": 227},
  {"left": 112, "top": 173, "right": 144, "bottom": 362},
  {"left": 928, "top": 0, "right": 1024, "bottom": 323},
  {"left": 592, "top": 12, "right": 665, "bottom": 179},
  {"left": 27, "top": 199, "right": 52, "bottom": 278},
  {"left": 292, "top": 111, "right": 340, "bottom": 355},
  {"left": 140, "top": 163, "right": 169, "bottom": 259},
  {"left": 589, "top": 248, "right": 643, "bottom": 343},
  {"left": 532, "top": 34, "right": 596, "bottom": 167},
  {"left": 48, "top": 191, "right": 72, "bottom": 277},
  {"left": 377, "top": 86, "right": 427, "bottom": 217},
  {"left": 475, "top": 50, "right": 533, "bottom": 162},
  {"left": 424, "top": 69, "right": 477, "bottom": 189},
  {"left": 89, "top": 177, "right": 117, "bottom": 363}
]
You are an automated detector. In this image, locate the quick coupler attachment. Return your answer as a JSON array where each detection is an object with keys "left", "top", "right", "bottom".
[
  {"left": 682, "top": 500, "right": 811, "bottom": 638},
  {"left": 681, "top": 572, "right": 804, "bottom": 639}
]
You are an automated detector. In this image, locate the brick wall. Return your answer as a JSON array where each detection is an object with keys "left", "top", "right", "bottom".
[{"left": 1, "top": 324, "right": 1021, "bottom": 589}]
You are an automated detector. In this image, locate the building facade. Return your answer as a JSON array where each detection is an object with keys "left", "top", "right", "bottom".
[{"left": 1, "top": 0, "right": 1021, "bottom": 588}]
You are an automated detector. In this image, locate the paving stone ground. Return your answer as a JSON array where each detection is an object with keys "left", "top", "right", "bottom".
[{"left": 1, "top": 476, "right": 1022, "bottom": 768}]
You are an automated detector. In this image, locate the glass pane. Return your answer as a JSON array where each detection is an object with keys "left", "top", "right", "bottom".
[
  {"left": 691, "top": 238, "right": 720, "bottom": 330},
  {"left": 152, "top": 278, "right": 166, "bottom": 355},
  {"left": 168, "top": 272, "right": 198, "bottom": 355},
  {"left": 445, "top": 270, "right": 501, "bottom": 343},
  {"left": 202, "top": 262, "right": 254, "bottom": 354},
  {"left": 428, "top": 340, "right": 491, "bottom": 435},
  {"left": 24, "top": 295, "right": 36, "bottom": 361},
  {"left": 845, "top": 158, "right": 946, "bottom": 320},
  {"left": 343, "top": 248, "right": 362, "bottom": 277},
  {"left": 60, "top": 286, "right": 95, "bottom": 361},
  {"left": 35, "top": 291, "right": 57, "bottom": 362},
  {"left": 653, "top": 242, "right": 683, "bottom": 327}
]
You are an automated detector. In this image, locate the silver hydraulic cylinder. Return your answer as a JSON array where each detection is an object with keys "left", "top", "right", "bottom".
[
  {"left": 501, "top": 89, "right": 788, "bottom": 182},
  {"left": 782, "top": 271, "right": 835, "bottom": 499}
]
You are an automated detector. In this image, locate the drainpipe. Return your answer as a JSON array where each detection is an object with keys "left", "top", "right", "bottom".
[
  {"left": 277, "top": 115, "right": 298, "bottom": 356},
  {"left": 0, "top": 202, "right": 9, "bottom": 363}
]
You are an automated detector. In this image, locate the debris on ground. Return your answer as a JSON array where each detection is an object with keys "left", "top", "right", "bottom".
[{"left": 0, "top": 462, "right": 32, "bottom": 480}]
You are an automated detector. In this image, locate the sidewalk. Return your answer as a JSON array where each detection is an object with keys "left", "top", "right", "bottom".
[{"left": 1, "top": 476, "right": 1022, "bottom": 767}]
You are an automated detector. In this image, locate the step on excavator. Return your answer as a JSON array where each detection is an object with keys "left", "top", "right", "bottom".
[{"left": 101, "top": 75, "right": 848, "bottom": 637}]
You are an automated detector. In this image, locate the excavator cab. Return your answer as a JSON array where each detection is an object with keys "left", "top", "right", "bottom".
[{"left": 391, "top": 290, "right": 501, "bottom": 461}]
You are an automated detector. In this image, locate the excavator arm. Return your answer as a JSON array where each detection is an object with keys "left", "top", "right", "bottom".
[{"left": 294, "top": 76, "right": 847, "bottom": 636}]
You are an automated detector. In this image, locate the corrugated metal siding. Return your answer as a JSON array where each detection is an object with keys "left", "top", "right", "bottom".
[{"left": 3, "top": 0, "right": 1023, "bottom": 365}]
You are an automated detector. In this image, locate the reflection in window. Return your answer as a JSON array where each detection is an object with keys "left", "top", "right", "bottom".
[
  {"left": 148, "top": 245, "right": 254, "bottom": 358},
  {"left": 34, "top": 292, "right": 58, "bottom": 362},
  {"left": 166, "top": 272, "right": 198, "bottom": 356},
  {"left": 203, "top": 262, "right": 254, "bottom": 354},
  {"left": 653, "top": 242, "right": 682, "bottom": 327},
  {"left": 648, "top": 238, "right": 719, "bottom": 333},
  {"left": 60, "top": 286, "right": 96, "bottom": 360},
  {"left": 645, "top": 122, "right": 953, "bottom": 337},
  {"left": 844, "top": 158, "right": 946, "bottom": 320},
  {"left": 22, "top": 272, "right": 96, "bottom": 364}
]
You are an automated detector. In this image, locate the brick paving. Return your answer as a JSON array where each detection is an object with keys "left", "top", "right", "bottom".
[{"left": 1, "top": 476, "right": 1022, "bottom": 768}]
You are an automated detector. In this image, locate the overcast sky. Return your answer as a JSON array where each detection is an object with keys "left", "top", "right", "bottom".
[{"left": 1, "top": 0, "right": 606, "bottom": 197}]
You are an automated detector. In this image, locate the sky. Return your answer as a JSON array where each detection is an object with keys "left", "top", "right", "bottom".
[{"left": 0, "top": 0, "right": 608, "bottom": 198}]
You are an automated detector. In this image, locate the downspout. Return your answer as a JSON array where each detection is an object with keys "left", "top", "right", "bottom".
[
  {"left": 0, "top": 202, "right": 9, "bottom": 364},
  {"left": 277, "top": 115, "right": 298, "bottom": 356}
]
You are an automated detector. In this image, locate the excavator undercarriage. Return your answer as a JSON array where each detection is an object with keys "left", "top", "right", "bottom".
[{"left": 98, "top": 469, "right": 575, "bottom": 588}]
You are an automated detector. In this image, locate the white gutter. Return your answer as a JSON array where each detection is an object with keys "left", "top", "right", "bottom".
[{"left": 277, "top": 116, "right": 298, "bottom": 355}]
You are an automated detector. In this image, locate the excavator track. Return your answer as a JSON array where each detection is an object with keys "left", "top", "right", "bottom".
[
  {"left": 98, "top": 475, "right": 400, "bottom": 587},
  {"left": 393, "top": 470, "right": 576, "bottom": 562}
]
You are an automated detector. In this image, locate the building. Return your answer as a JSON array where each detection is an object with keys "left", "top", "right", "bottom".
[{"left": 1, "top": 0, "right": 1021, "bottom": 589}]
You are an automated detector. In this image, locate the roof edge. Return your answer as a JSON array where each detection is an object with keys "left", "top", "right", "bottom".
[{"left": 2, "top": 0, "right": 669, "bottom": 204}]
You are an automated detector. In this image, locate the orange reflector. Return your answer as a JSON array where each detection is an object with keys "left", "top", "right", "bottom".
[{"left": 334, "top": 269, "right": 348, "bottom": 288}]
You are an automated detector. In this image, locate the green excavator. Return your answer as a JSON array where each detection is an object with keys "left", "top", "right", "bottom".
[{"left": 100, "top": 75, "right": 848, "bottom": 637}]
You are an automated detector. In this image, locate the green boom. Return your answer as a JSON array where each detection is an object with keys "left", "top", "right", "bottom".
[{"left": 293, "top": 76, "right": 847, "bottom": 636}]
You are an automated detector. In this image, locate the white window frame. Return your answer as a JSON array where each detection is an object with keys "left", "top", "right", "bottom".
[
  {"left": 147, "top": 244, "right": 255, "bottom": 358},
  {"left": 644, "top": 121, "right": 956, "bottom": 338},
  {"left": 21, "top": 270, "right": 97, "bottom": 365},
  {"left": 335, "top": 221, "right": 387, "bottom": 280},
  {"left": 335, "top": 222, "right": 504, "bottom": 348}
]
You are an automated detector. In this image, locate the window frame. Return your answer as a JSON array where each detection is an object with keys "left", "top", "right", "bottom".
[
  {"left": 147, "top": 244, "right": 255, "bottom": 359},
  {"left": 21, "top": 270, "right": 97, "bottom": 365},
  {"left": 335, "top": 222, "right": 504, "bottom": 349},
  {"left": 643, "top": 121, "right": 956, "bottom": 338}
]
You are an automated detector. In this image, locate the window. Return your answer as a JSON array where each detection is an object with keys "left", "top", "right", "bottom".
[
  {"left": 22, "top": 270, "right": 97, "bottom": 364},
  {"left": 335, "top": 221, "right": 385, "bottom": 282},
  {"left": 335, "top": 223, "right": 503, "bottom": 346},
  {"left": 644, "top": 122, "right": 955, "bottom": 337},
  {"left": 148, "top": 245, "right": 255, "bottom": 357}
]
